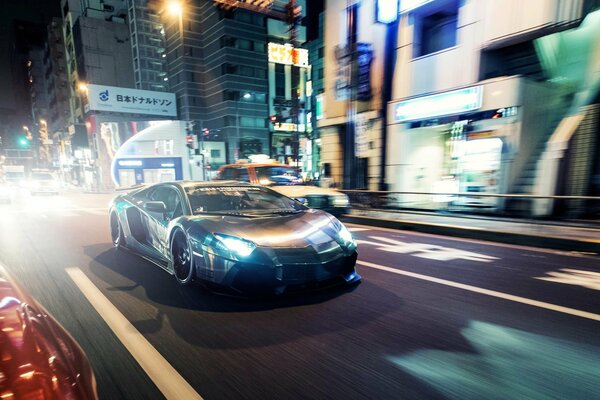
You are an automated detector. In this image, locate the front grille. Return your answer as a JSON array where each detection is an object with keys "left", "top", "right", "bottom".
[
  {"left": 281, "top": 265, "right": 315, "bottom": 280},
  {"left": 273, "top": 247, "right": 321, "bottom": 264}
]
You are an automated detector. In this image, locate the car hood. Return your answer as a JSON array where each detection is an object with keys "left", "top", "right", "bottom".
[
  {"left": 188, "top": 210, "right": 341, "bottom": 248},
  {"left": 270, "top": 185, "right": 344, "bottom": 198}
]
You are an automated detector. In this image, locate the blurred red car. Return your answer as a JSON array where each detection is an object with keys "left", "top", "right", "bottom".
[{"left": 0, "top": 265, "right": 98, "bottom": 399}]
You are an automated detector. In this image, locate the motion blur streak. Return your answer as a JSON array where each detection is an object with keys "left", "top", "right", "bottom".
[
  {"left": 65, "top": 267, "right": 203, "bottom": 400},
  {"left": 389, "top": 321, "right": 600, "bottom": 400},
  {"left": 357, "top": 260, "right": 600, "bottom": 322}
]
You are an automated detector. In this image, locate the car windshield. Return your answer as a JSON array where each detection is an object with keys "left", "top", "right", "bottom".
[
  {"left": 255, "top": 166, "right": 303, "bottom": 185},
  {"left": 31, "top": 173, "right": 54, "bottom": 181},
  {"left": 185, "top": 185, "right": 306, "bottom": 215}
]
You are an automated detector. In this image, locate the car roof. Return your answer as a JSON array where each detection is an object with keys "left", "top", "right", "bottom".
[{"left": 167, "top": 180, "right": 255, "bottom": 189}]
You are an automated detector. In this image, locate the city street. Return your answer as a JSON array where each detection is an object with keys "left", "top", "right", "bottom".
[{"left": 1, "top": 190, "right": 599, "bottom": 400}]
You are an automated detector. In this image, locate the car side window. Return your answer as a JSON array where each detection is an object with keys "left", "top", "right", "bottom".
[
  {"left": 149, "top": 186, "right": 183, "bottom": 220},
  {"left": 220, "top": 167, "right": 249, "bottom": 182}
]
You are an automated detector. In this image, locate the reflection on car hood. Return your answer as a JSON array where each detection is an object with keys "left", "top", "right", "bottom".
[
  {"left": 270, "top": 185, "right": 344, "bottom": 198},
  {"left": 190, "top": 210, "right": 339, "bottom": 248}
]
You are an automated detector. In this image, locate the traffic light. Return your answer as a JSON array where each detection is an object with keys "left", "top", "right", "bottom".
[
  {"left": 186, "top": 134, "right": 194, "bottom": 149},
  {"left": 269, "top": 115, "right": 277, "bottom": 123},
  {"left": 17, "top": 136, "right": 30, "bottom": 148}
]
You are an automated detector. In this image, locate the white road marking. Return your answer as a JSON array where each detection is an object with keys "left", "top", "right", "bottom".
[
  {"left": 357, "top": 236, "right": 499, "bottom": 263},
  {"left": 346, "top": 223, "right": 598, "bottom": 258},
  {"left": 536, "top": 269, "right": 600, "bottom": 291},
  {"left": 357, "top": 260, "right": 600, "bottom": 322},
  {"left": 65, "top": 267, "right": 203, "bottom": 400},
  {"left": 348, "top": 227, "right": 370, "bottom": 232}
]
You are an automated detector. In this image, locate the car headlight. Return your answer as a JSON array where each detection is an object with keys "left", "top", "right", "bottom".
[
  {"left": 214, "top": 233, "right": 256, "bottom": 257},
  {"left": 338, "top": 224, "right": 354, "bottom": 244},
  {"left": 332, "top": 195, "right": 349, "bottom": 207}
]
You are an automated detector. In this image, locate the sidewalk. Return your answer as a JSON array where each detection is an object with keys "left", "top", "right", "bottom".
[{"left": 342, "top": 209, "right": 600, "bottom": 254}]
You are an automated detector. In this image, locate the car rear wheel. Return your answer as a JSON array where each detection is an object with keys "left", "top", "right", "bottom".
[
  {"left": 110, "top": 212, "right": 125, "bottom": 249},
  {"left": 170, "top": 230, "right": 194, "bottom": 286}
]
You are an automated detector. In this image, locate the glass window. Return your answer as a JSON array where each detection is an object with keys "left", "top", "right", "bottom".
[
  {"left": 238, "top": 39, "right": 253, "bottom": 51},
  {"left": 185, "top": 186, "right": 306, "bottom": 215},
  {"left": 217, "top": 167, "right": 249, "bottom": 182},
  {"left": 255, "top": 167, "right": 303, "bottom": 185},
  {"left": 149, "top": 186, "right": 183, "bottom": 219},
  {"left": 415, "top": 4, "right": 458, "bottom": 57},
  {"left": 211, "top": 149, "right": 221, "bottom": 158},
  {"left": 239, "top": 66, "right": 254, "bottom": 76}
]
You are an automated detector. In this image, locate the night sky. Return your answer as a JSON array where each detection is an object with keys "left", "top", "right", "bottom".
[{"left": 0, "top": 0, "right": 60, "bottom": 144}]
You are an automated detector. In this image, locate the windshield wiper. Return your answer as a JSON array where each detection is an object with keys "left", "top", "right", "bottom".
[{"left": 194, "top": 211, "right": 257, "bottom": 218}]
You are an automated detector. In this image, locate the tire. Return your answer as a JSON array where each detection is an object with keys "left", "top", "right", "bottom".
[
  {"left": 110, "top": 212, "right": 126, "bottom": 249},
  {"left": 170, "top": 230, "right": 194, "bottom": 286}
]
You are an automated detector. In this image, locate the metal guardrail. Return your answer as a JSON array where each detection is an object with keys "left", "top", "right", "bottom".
[
  {"left": 338, "top": 190, "right": 600, "bottom": 219},
  {"left": 339, "top": 190, "right": 600, "bottom": 200}
]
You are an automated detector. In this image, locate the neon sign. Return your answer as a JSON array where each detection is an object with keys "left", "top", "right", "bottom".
[
  {"left": 394, "top": 86, "right": 483, "bottom": 123},
  {"left": 268, "top": 43, "right": 309, "bottom": 68}
]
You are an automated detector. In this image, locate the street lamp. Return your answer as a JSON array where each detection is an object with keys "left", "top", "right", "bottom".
[
  {"left": 77, "top": 82, "right": 88, "bottom": 93},
  {"left": 167, "top": 1, "right": 183, "bottom": 17}
]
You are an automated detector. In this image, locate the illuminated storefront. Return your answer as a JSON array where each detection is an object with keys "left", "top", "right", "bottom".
[{"left": 387, "top": 79, "right": 526, "bottom": 211}]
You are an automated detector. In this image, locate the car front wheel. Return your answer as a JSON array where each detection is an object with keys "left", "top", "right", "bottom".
[
  {"left": 170, "top": 230, "right": 194, "bottom": 286},
  {"left": 110, "top": 212, "right": 125, "bottom": 249}
]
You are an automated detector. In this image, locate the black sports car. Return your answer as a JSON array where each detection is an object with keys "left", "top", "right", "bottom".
[{"left": 109, "top": 181, "right": 360, "bottom": 294}]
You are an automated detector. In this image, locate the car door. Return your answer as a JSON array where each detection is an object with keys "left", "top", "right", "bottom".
[{"left": 144, "top": 185, "right": 184, "bottom": 259}]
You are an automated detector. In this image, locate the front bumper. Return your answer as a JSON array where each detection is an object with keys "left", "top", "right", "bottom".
[{"left": 197, "top": 250, "right": 360, "bottom": 294}]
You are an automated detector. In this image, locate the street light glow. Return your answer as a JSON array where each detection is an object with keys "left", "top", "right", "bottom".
[
  {"left": 167, "top": 1, "right": 183, "bottom": 16},
  {"left": 243, "top": 92, "right": 252, "bottom": 99},
  {"left": 78, "top": 82, "right": 88, "bottom": 93}
]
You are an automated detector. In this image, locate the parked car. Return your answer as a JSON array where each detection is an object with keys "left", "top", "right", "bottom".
[
  {"left": 109, "top": 181, "right": 360, "bottom": 294},
  {"left": 0, "top": 265, "right": 98, "bottom": 399},
  {"left": 28, "top": 172, "right": 60, "bottom": 195},
  {"left": 214, "top": 163, "right": 351, "bottom": 217}
]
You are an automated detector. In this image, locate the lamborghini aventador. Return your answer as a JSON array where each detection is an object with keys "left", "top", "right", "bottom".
[{"left": 109, "top": 181, "right": 360, "bottom": 294}]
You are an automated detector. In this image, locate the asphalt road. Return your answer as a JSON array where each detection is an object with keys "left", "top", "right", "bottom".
[{"left": 1, "top": 189, "right": 600, "bottom": 400}]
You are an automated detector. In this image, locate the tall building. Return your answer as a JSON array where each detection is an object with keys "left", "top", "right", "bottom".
[
  {"left": 60, "top": 0, "right": 132, "bottom": 143},
  {"left": 44, "top": 18, "right": 70, "bottom": 138},
  {"left": 305, "top": 11, "right": 325, "bottom": 178},
  {"left": 127, "top": 0, "right": 169, "bottom": 92},
  {"left": 162, "top": 1, "right": 268, "bottom": 162},
  {"left": 162, "top": 0, "right": 310, "bottom": 164},
  {"left": 386, "top": 0, "right": 600, "bottom": 216}
]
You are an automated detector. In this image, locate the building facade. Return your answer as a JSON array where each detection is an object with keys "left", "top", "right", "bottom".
[
  {"left": 318, "top": 0, "right": 389, "bottom": 189},
  {"left": 386, "top": 0, "right": 600, "bottom": 215}
]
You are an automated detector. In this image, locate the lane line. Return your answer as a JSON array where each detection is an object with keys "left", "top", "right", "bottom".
[
  {"left": 357, "top": 260, "right": 600, "bottom": 322},
  {"left": 65, "top": 267, "right": 203, "bottom": 400}
]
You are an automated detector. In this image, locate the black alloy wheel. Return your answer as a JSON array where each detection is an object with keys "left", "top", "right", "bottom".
[{"left": 171, "top": 230, "right": 194, "bottom": 285}]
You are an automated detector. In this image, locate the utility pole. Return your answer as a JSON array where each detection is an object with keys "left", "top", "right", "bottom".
[{"left": 287, "top": 0, "right": 301, "bottom": 168}]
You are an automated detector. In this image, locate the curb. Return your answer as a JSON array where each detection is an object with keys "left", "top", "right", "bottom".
[{"left": 341, "top": 214, "right": 600, "bottom": 254}]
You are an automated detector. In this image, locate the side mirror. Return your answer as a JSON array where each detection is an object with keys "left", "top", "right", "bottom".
[
  {"left": 295, "top": 197, "right": 308, "bottom": 206},
  {"left": 144, "top": 201, "right": 167, "bottom": 214}
]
